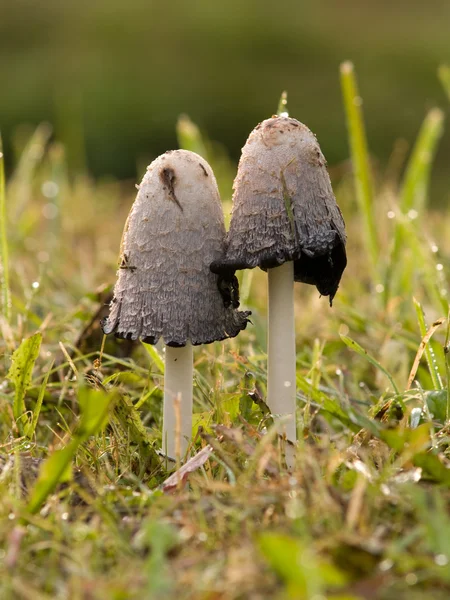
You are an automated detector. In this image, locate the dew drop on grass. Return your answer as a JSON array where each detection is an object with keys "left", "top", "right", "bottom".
[
  {"left": 379, "top": 558, "right": 393, "bottom": 572},
  {"left": 408, "top": 209, "right": 418, "bottom": 220},
  {"left": 283, "top": 380, "right": 292, "bottom": 388},
  {"left": 435, "top": 554, "right": 448, "bottom": 566},
  {"left": 431, "top": 244, "right": 439, "bottom": 253},
  {"left": 387, "top": 211, "right": 395, "bottom": 219},
  {"left": 41, "top": 181, "right": 59, "bottom": 198},
  {"left": 436, "top": 263, "right": 443, "bottom": 271},
  {"left": 32, "top": 281, "right": 40, "bottom": 289},
  {"left": 61, "top": 512, "right": 69, "bottom": 521},
  {"left": 381, "top": 484, "right": 391, "bottom": 496},
  {"left": 375, "top": 284, "right": 384, "bottom": 293},
  {"left": 410, "top": 407, "right": 422, "bottom": 429}
]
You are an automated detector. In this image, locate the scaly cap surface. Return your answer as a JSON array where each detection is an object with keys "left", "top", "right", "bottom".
[
  {"left": 102, "top": 150, "right": 250, "bottom": 346},
  {"left": 211, "top": 117, "right": 347, "bottom": 303}
]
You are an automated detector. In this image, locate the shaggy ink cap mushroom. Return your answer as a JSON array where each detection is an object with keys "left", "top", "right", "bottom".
[
  {"left": 101, "top": 149, "right": 250, "bottom": 345},
  {"left": 211, "top": 116, "right": 347, "bottom": 304}
]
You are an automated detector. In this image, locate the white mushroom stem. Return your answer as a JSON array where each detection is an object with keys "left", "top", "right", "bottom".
[
  {"left": 163, "top": 344, "right": 193, "bottom": 461},
  {"left": 267, "top": 261, "right": 297, "bottom": 469}
]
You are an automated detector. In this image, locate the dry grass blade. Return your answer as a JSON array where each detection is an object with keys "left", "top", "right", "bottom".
[
  {"left": 161, "top": 445, "right": 213, "bottom": 492},
  {"left": 407, "top": 316, "right": 445, "bottom": 390}
]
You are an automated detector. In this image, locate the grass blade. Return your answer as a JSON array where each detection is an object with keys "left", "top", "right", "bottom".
[
  {"left": 112, "top": 392, "right": 162, "bottom": 472},
  {"left": 7, "top": 332, "right": 42, "bottom": 434},
  {"left": 340, "top": 333, "right": 400, "bottom": 395},
  {"left": 24, "top": 360, "right": 54, "bottom": 439},
  {"left": 384, "top": 108, "right": 444, "bottom": 304},
  {"left": 340, "top": 61, "right": 378, "bottom": 273},
  {"left": 413, "top": 298, "right": 444, "bottom": 390},
  {"left": 142, "top": 341, "right": 164, "bottom": 373},
  {"left": 276, "top": 90, "right": 288, "bottom": 116},
  {"left": 26, "top": 387, "right": 115, "bottom": 515},
  {"left": 438, "top": 65, "right": 450, "bottom": 101},
  {"left": 176, "top": 115, "right": 208, "bottom": 158},
  {"left": 399, "top": 108, "right": 444, "bottom": 215},
  {"left": 0, "top": 133, "right": 11, "bottom": 323},
  {"left": 10, "top": 122, "right": 52, "bottom": 221}
]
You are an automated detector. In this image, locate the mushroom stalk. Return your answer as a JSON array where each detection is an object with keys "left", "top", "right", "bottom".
[
  {"left": 267, "top": 261, "right": 296, "bottom": 467},
  {"left": 163, "top": 344, "right": 193, "bottom": 460}
]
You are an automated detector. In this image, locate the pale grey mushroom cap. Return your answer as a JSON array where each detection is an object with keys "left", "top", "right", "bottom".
[
  {"left": 101, "top": 150, "right": 250, "bottom": 346},
  {"left": 211, "top": 117, "right": 347, "bottom": 304}
]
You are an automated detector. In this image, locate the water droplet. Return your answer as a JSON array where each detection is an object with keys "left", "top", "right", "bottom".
[
  {"left": 408, "top": 209, "right": 418, "bottom": 220},
  {"left": 8, "top": 513, "right": 15, "bottom": 520},
  {"left": 335, "top": 369, "right": 342, "bottom": 376},
  {"left": 435, "top": 554, "right": 448, "bottom": 566},
  {"left": 61, "top": 512, "right": 69, "bottom": 521},
  {"left": 353, "top": 96, "right": 363, "bottom": 107},
  {"left": 41, "top": 181, "right": 59, "bottom": 198},
  {"left": 431, "top": 244, "right": 439, "bottom": 253},
  {"left": 283, "top": 381, "right": 292, "bottom": 388},
  {"left": 379, "top": 559, "right": 393, "bottom": 572},
  {"left": 387, "top": 211, "right": 396, "bottom": 219},
  {"left": 436, "top": 263, "right": 444, "bottom": 271},
  {"left": 32, "top": 281, "right": 40, "bottom": 289},
  {"left": 375, "top": 284, "right": 384, "bottom": 293}
]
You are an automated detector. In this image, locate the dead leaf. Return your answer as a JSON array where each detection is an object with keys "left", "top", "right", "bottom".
[{"left": 161, "top": 445, "right": 213, "bottom": 493}]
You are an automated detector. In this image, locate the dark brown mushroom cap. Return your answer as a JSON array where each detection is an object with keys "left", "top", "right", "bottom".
[
  {"left": 210, "top": 117, "right": 347, "bottom": 303},
  {"left": 101, "top": 150, "right": 250, "bottom": 346}
]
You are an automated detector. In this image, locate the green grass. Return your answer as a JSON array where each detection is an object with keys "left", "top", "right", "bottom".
[
  {"left": 340, "top": 61, "right": 379, "bottom": 277},
  {"left": 1, "top": 64, "right": 450, "bottom": 599},
  {"left": 0, "top": 132, "right": 11, "bottom": 323}
]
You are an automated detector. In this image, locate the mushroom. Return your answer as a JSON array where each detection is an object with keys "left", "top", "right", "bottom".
[
  {"left": 211, "top": 116, "right": 347, "bottom": 467},
  {"left": 102, "top": 150, "right": 250, "bottom": 460}
]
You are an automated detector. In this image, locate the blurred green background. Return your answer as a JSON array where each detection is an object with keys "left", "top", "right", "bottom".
[{"left": 1, "top": 0, "right": 449, "bottom": 200}]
